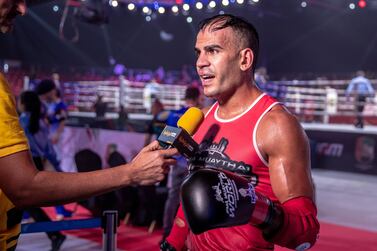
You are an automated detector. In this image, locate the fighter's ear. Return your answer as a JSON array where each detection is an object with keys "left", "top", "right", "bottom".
[{"left": 239, "top": 48, "right": 254, "bottom": 72}]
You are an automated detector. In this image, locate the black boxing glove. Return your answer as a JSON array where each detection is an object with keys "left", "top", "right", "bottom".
[
  {"left": 160, "top": 240, "right": 177, "bottom": 251},
  {"left": 180, "top": 168, "right": 283, "bottom": 236}
]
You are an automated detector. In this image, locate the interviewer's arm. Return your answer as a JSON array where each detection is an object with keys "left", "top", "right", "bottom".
[{"left": 0, "top": 141, "right": 177, "bottom": 208}]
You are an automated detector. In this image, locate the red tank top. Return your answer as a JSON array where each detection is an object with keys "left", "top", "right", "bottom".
[{"left": 187, "top": 93, "right": 280, "bottom": 251}]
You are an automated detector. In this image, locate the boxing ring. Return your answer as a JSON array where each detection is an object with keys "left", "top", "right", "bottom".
[
  {"left": 21, "top": 211, "right": 118, "bottom": 251},
  {"left": 17, "top": 76, "right": 377, "bottom": 250},
  {"left": 304, "top": 123, "right": 377, "bottom": 175}
]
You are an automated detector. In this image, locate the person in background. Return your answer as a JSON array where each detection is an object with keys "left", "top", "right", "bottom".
[
  {"left": 144, "top": 98, "right": 169, "bottom": 146},
  {"left": 143, "top": 78, "right": 161, "bottom": 113},
  {"left": 93, "top": 94, "right": 108, "bottom": 119},
  {"left": 18, "top": 91, "right": 67, "bottom": 251},
  {"left": 36, "top": 80, "right": 73, "bottom": 219},
  {"left": 91, "top": 93, "right": 109, "bottom": 128},
  {"left": 117, "top": 105, "right": 133, "bottom": 131},
  {"left": 105, "top": 143, "right": 137, "bottom": 222},
  {"left": 161, "top": 86, "right": 202, "bottom": 242},
  {"left": 0, "top": 4, "right": 178, "bottom": 247},
  {"left": 346, "top": 70, "right": 375, "bottom": 128},
  {"left": 135, "top": 98, "right": 168, "bottom": 228},
  {"left": 36, "top": 79, "right": 68, "bottom": 146},
  {"left": 254, "top": 66, "right": 269, "bottom": 90}
]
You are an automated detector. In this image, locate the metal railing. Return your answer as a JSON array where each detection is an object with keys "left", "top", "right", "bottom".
[{"left": 21, "top": 210, "right": 118, "bottom": 251}]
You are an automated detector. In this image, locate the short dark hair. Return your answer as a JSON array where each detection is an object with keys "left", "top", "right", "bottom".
[
  {"left": 36, "top": 79, "right": 56, "bottom": 95},
  {"left": 198, "top": 14, "right": 259, "bottom": 72},
  {"left": 185, "top": 86, "right": 200, "bottom": 101},
  {"left": 20, "top": 91, "right": 41, "bottom": 134}
]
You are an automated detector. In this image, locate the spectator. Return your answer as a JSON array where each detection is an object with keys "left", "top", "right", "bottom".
[
  {"left": 161, "top": 86, "right": 202, "bottom": 241},
  {"left": 346, "top": 71, "right": 375, "bottom": 128},
  {"left": 36, "top": 80, "right": 73, "bottom": 219},
  {"left": 18, "top": 90, "right": 67, "bottom": 250},
  {"left": 93, "top": 94, "right": 108, "bottom": 119}
]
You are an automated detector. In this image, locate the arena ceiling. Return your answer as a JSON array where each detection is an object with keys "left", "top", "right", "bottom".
[{"left": 1, "top": 0, "right": 377, "bottom": 75}]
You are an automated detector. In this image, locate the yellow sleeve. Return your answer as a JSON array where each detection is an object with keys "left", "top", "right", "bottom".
[{"left": 0, "top": 73, "right": 29, "bottom": 157}]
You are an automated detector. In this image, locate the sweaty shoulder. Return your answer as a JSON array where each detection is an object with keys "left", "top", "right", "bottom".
[
  {"left": 0, "top": 74, "right": 29, "bottom": 158},
  {"left": 257, "top": 105, "right": 313, "bottom": 201},
  {"left": 256, "top": 105, "right": 309, "bottom": 161}
]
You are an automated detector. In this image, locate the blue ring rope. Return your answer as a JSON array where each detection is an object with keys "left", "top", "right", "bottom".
[{"left": 21, "top": 218, "right": 101, "bottom": 234}]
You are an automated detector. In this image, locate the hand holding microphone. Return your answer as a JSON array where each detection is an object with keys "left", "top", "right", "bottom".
[
  {"left": 157, "top": 107, "right": 204, "bottom": 158},
  {"left": 129, "top": 141, "right": 178, "bottom": 185}
]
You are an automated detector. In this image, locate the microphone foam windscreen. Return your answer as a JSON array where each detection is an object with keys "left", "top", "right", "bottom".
[{"left": 177, "top": 107, "right": 204, "bottom": 136}]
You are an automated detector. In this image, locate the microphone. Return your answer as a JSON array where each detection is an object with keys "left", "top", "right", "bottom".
[{"left": 157, "top": 107, "right": 204, "bottom": 158}]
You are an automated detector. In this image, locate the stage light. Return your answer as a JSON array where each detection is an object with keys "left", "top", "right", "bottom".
[
  {"left": 301, "top": 1, "right": 307, "bottom": 8},
  {"left": 209, "top": 1, "right": 216, "bottom": 8},
  {"left": 172, "top": 5, "right": 179, "bottom": 13},
  {"left": 236, "top": 0, "right": 244, "bottom": 4},
  {"left": 196, "top": 2, "right": 203, "bottom": 9},
  {"left": 349, "top": 3, "right": 356, "bottom": 9},
  {"left": 127, "top": 3, "right": 135, "bottom": 10},
  {"left": 142, "top": 6, "right": 150, "bottom": 14},
  {"left": 110, "top": 0, "right": 118, "bottom": 8},
  {"left": 53, "top": 5, "right": 59, "bottom": 12},
  {"left": 183, "top": 4, "right": 190, "bottom": 11},
  {"left": 222, "top": 0, "right": 229, "bottom": 6},
  {"left": 158, "top": 6, "right": 165, "bottom": 14},
  {"left": 145, "top": 16, "right": 151, "bottom": 22},
  {"left": 358, "top": 0, "right": 366, "bottom": 8},
  {"left": 186, "top": 16, "right": 192, "bottom": 23}
]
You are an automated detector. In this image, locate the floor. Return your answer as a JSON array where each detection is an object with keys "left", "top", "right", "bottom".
[{"left": 16, "top": 168, "right": 377, "bottom": 251}]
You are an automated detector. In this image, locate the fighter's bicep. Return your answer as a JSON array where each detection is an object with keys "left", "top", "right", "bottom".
[{"left": 257, "top": 109, "right": 314, "bottom": 203}]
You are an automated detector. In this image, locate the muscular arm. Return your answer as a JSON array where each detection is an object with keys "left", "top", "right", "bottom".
[
  {"left": 0, "top": 141, "right": 177, "bottom": 209},
  {"left": 257, "top": 106, "right": 314, "bottom": 202}
]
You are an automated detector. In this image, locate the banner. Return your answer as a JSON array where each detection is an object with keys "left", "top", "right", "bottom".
[{"left": 306, "top": 129, "right": 377, "bottom": 175}]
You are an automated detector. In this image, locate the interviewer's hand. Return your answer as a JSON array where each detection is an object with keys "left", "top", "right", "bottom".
[{"left": 129, "top": 141, "right": 178, "bottom": 185}]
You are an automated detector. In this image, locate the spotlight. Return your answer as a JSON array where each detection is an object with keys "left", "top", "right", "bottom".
[
  {"left": 358, "top": 0, "right": 366, "bottom": 8},
  {"left": 110, "top": 0, "right": 118, "bottom": 8},
  {"left": 209, "top": 1, "right": 216, "bottom": 8},
  {"left": 222, "top": 0, "right": 229, "bottom": 6},
  {"left": 183, "top": 3, "right": 190, "bottom": 11},
  {"left": 127, "top": 3, "right": 135, "bottom": 10},
  {"left": 142, "top": 6, "right": 150, "bottom": 14},
  {"left": 158, "top": 6, "right": 165, "bottom": 14},
  {"left": 172, "top": 5, "right": 179, "bottom": 13}
]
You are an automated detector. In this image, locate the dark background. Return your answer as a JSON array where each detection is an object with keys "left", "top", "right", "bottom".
[{"left": 1, "top": 0, "right": 376, "bottom": 75}]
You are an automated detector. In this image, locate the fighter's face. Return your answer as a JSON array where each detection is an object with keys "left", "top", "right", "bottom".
[
  {"left": 0, "top": 0, "right": 26, "bottom": 33},
  {"left": 195, "top": 27, "right": 243, "bottom": 100}
]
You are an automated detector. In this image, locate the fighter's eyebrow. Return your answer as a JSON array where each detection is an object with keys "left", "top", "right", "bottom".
[
  {"left": 203, "top": 44, "right": 223, "bottom": 51},
  {"left": 194, "top": 44, "right": 223, "bottom": 54}
]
